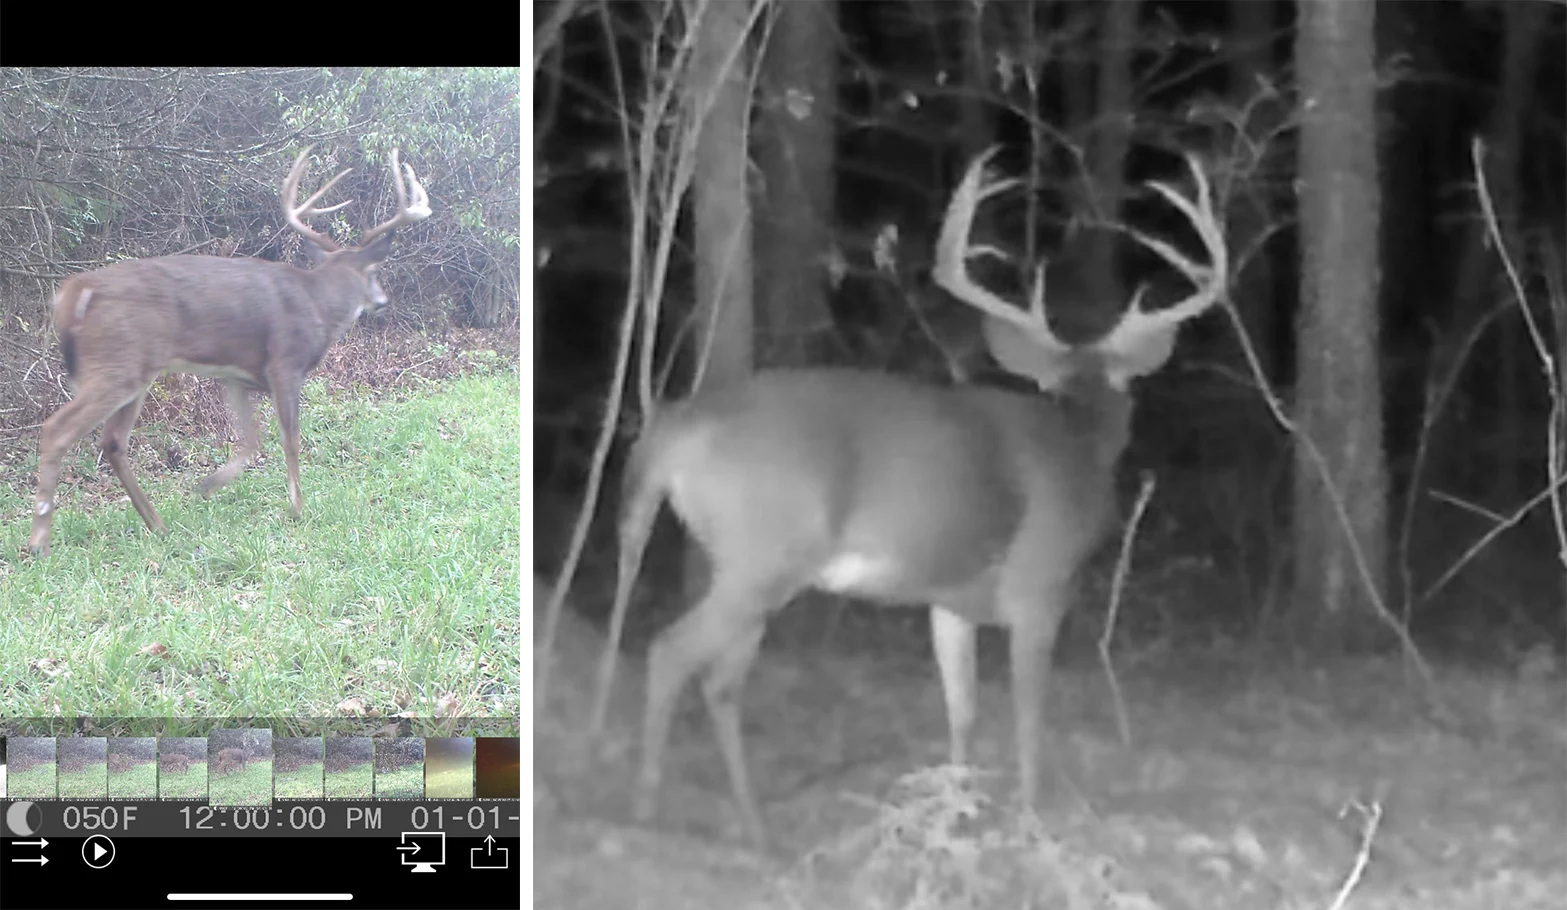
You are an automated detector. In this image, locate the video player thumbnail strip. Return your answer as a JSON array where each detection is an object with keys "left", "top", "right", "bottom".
[{"left": 1, "top": 732, "right": 520, "bottom": 801}]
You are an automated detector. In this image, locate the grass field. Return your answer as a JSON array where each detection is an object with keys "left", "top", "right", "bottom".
[
  {"left": 274, "top": 759, "right": 324, "bottom": 799},
  {"left": 1, "top": 369, "right": 520, "bottom": 724}
]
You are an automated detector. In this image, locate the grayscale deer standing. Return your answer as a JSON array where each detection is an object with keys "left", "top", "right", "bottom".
[
  {"left": 595, "top": 148, "right": 1228, "bottom": 851},
  {"left": 28, "top": 146, "right": 431, "bottom": 556}
]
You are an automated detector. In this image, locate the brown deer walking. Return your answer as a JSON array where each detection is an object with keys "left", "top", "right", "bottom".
[
  {"left": 28, "top": 146, "right": 431, "bottom": 556},
  {"left": 215, "top": 748, "right": 249, "bottom": 775},
  {"left": 595, "top": 149, "right": 1228, "bottom": 851}
]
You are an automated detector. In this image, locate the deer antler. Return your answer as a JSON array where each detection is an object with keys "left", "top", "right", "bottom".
[
  {"left": 282, "top": 144, "right": 354, "bottom": 253},
  {"left": 282, "top": 146, "right": 431, "bottom": 253},
  {"left": 1110, "top": 153, "right": 1228, "bottom": 344},
  {"left": 934, "top": 148, "right": 1226, "bottom": 390},
  {"left": 360, "top": 148, "right": 432, "bottom": 246},
  {"left": 932, "top": 147, "right": 1072, "bottom": 358}
]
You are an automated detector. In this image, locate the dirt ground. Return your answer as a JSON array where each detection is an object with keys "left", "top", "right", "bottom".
[{"left": 535, "top": 592, "right": 1565, "bottom": 910}]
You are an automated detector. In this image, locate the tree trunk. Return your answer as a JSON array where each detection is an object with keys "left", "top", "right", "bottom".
[
  {"left": 684, "top": 0, "right": 758, "bottom": 605},
  {"left": 1089, "top": 0, "right": 1137, "bottom": 225},
  {"left": 1085, "top": 0, "right": 1139, "bottom": 310},
  {"left": 755, "top": 0, "right": 837, "bottom": 367},
  {"left": 1291, "top": 0, "right": 1388, "bottom": 645},
  {"left": 1059, "top": 1, "right": 1137, "bottom": 328},
  {"left": 1479, "top": 1, "right": 1547, "bottom": 505},
  {"left": 959, "top": 1, "right": 995, "bottom": 163},
  {"left": 688, "top": 0, "right": 756, "bottom": 389}
]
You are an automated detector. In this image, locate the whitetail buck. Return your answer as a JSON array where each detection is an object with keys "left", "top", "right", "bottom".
[
  {"left": 28, "top": 146, "right": 431, "bottom": 556},
  {"left": 596, "top": 148, "right": 1226, "bottom": 851}
]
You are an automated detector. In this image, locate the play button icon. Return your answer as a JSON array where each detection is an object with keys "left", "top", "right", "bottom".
[{"left": 82, "top": 834, "right": 115, "bottom": 869}]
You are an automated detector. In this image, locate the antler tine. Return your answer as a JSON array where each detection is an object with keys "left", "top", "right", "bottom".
[
  {"left": 392, "top": 149, "right": 431, "bottom": 216},
  {"left": 1026, "top": 258, "right": 1050, "bottom": 322},
  {"left": 360, "top": 148, "right": 433, "bottom": 247},
  {"left": 281, "top": 145, "right": 352, "bottom": 253},
  {"left": 295, "top": 179, "right": 354, "bottom": 217},
  {"left": 933, "top": 148, "right": 1066, "bottom": 350},
  {"left": 1124, "top": 153, "right": 1228, "bottom": 326}
]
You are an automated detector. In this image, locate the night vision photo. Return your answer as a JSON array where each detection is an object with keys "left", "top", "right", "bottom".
[{"left": 532, "top": 2, "right": 1565, "bottom": 908}]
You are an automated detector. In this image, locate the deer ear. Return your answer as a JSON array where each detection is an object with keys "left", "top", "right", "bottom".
[
  {"left": 982, "top": 315, "right": 1075, "bottom": 392},
  {"left": 302, "top": 239, "right": 332, "bottom": 266},
  {"left": 360, "top": 231, "right": 396, "bottom": 262}
]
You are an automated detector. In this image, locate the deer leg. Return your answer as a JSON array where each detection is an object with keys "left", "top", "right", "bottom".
[
  {"left": 930, "top": 605, "right": 978, "bottom": 767},
  {"left": 267, "top": 374, "right": 305, "bottom": 519},
  {"left": 700, "top": 621, "right": 768, "bottom": 851},
  {"left": 1005, "top": 580, "right": 1069, "bottom": 811},
  {"left": 98, "top": 390, "right": 165, "bottom": 535},
  {"left": 199, "top": 383, "right": 259, "bottom": 497},
  {"left": 29, "top": 386, "right": 145, "bottom": 556},
  {"left": 635, "top": 576, "right": 776, "bottom": 848}
]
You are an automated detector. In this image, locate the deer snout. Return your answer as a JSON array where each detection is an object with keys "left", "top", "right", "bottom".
[{"left": 366, "top": 271, "right": 389, "bottom": 313}]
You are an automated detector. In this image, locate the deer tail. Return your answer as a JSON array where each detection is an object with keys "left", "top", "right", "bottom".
[
  {"left": 59, "top": 331, "right": 78, "bottom": 380},
  {"left": 53, "top": 285, "right": 94, "bottom": 381}
]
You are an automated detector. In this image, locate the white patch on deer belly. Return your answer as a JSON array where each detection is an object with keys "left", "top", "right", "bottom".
[
  {"left": 816, "top": 552, "right": 905, "bottom": 593},
  {"left": 166, "top": 359, "right": 262, "bottom": 385}
]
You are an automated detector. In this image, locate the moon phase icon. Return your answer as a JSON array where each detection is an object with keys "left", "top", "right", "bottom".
[{"left": 6, "top": 800, "right": 43, "bottom": 837}]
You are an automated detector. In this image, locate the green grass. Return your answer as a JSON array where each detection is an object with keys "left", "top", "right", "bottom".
[
  {"left": 8, "top": 764, "right": 56, "bottom": 799},
  {"left": 58, "top": 762, "right": 107, "bottom": 799},
  {"left": 157, "top": 766, "right": 207, "bottom": 800},
  {"left": 425, "top": 761, "right": 472, "bottom": 798},
  {"left": 326, "top": 764, "right": 373, "bottom": 799},
  {"left": 275, "top": 761, "right": 324, "bottom": 800},
  {"left": 209, "top": 760, "right": 271, "bottom": 806},
  {"left": 374, "top": 763, "right": 423, "bottom": 799},
  {"left": 0, "top": 371, "right": 520, "bottom": 722},
  {"left": 108, "top": 762, "right": 158, "bottom": 799}
]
